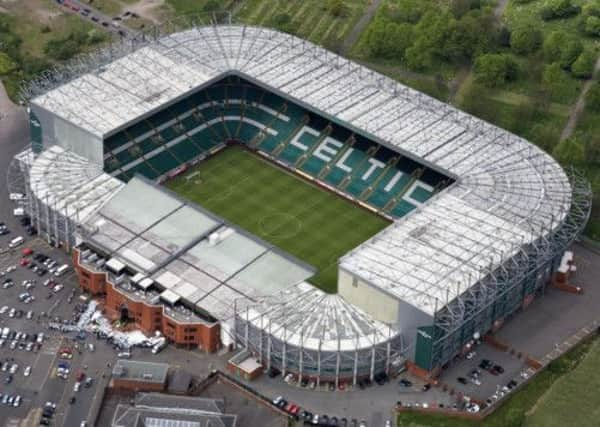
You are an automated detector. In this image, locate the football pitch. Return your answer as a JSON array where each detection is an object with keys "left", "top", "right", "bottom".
[{"left": 166, "top": 145, "right": 390, "bottom": 293}]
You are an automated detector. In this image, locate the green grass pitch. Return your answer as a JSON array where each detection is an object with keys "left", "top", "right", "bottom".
[{"left": 166, "top": 145, "right": 390, "bottom": 293}]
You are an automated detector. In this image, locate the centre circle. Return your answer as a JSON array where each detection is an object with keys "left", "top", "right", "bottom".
[{"left": 259, "top": 213, "right": 302, "bottom": 239}]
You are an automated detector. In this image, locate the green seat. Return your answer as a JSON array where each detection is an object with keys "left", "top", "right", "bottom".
[
  {"left": 127, "top": 161, "right": 160, "bottom": 180},
  {"left": 390, "top": 199, "right": 417, "bottom": 218},
  {"left": 169, "top": 139, "right": 204, "bottom": 161},
  {"left": 146, "top": 150, "right": 181, "bottom": 175}
]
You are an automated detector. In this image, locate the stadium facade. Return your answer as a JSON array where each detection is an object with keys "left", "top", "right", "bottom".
[{"left": 8, "top": 24, "right": 591, "bottom": 383}]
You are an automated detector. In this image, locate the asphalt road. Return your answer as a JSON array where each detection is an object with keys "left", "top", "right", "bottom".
[{"left": 56, "top": 0, "right": 138, "bottom": 39}]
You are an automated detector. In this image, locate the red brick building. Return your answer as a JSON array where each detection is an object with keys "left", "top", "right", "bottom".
[{"left": 73, "top": 248, "right": 221, "bottom": 352}]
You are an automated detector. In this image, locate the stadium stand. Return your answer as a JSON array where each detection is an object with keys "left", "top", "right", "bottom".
[{"left": 101, "top": 76, "right": 447, "bottom": 219}]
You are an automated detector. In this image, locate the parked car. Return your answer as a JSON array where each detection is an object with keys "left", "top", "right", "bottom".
[{"left": 399, "top": 378, "right": 412, "bottom": 387}]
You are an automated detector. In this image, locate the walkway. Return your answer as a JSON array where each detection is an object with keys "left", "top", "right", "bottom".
[
  {"left": 340, "top": 0, "right": 384, "bottom": 56},
  {"left": 560, "top": 57, "right": 600, "bottom": 141}
]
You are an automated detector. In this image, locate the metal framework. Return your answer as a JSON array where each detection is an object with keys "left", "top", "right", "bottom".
[
  {"left": 7, "top": 146, "right": 123, "bottom": 251},
  {"left": 11, "top": 21, "right": 593, "bottom": 376},
  {"left": 232, "top": 283, "right": 404, "bottom": 386}
]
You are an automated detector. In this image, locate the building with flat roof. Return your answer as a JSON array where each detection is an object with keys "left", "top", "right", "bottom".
[
  {"left": 111, "top": 360, "right": 169, "bottom": 392},
  {"left": 111, "top": 392, "right": 237, "bottom": 427}
]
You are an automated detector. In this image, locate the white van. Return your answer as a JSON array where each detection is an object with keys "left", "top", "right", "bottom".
[
  {"left": 1, "top": 327, "right": 9, "bottom": 339},
  {"left": 151, "top": 340, "right": 167, "bottom": 355},
  {"left": 8, "top": 236, "right": 24, "bottom": 248},
  {"left": 12, "top": 208, "right": 24, "bottom": 217},
  {"left": 9, "top": 193, "right": 25, "bottom": 201},
  {"left": 54, "top": 264, "right": 70, "bottom": 277}
]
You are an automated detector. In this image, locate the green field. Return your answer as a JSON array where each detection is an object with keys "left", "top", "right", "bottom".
[
  {"left": 166, "top": 146, "right": 390, "bottom": 293},
  {"left": 396, "top": 336, "right": 600, "bottom": 427}
]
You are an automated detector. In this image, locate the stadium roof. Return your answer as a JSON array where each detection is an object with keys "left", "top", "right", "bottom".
[
  {"left": 80, "top": 176, "right": 314, "bottom": 319},
  {"left": 26, "top": 145, "right": 124, "bottom": 223},
  {"left": 241, "top": 281, "right": 398, "bottom": 352},
  {"left": 30, "top": 25, "right": 572, "bottom": 317}
]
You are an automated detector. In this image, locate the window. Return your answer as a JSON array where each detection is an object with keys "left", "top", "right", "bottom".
[{"left": 352, "top": 277, "right": 358, "bottom": 288}]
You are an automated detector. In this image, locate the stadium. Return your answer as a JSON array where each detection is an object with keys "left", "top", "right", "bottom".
[{"left": 7, "top": 22, "right": 591, "bottom": 385}]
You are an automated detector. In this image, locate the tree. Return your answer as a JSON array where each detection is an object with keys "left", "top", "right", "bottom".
[
  {"left": 552, "top": 136, "right": 585, "bottom": 164},
  {"left": 328, "top": 0, "right": 345, "bottom": 17},
  {"left": 571, "top": 49, "right": 596, "bottom": 78},
  {"left": 269, "top": 13, "right": 293, "bottom": 33},
  {"left": 444, "top": 14, "right": 484, "bottom": 63},
  {"left": 585, "top": 136, "right": 600, "bottom": 165},
  {"left": 405, "top": 11, "right": 452, "bottom": 70},
  {"left": 560, "top": 39, "right": 583, "bottom": 69},
  {"left": 0, "top": 52, "right": 17, "bottom": 75},
  {"left": 584, "top": 15, "right": 600, "bottom": 36},
  {"left": 586, "top": 82, "right": 600, "bottom": 111},
  {"left": 540, "top": 0, "right": 580, "bottom": 21},
  {"left": 542, "top": 30, "right": 568, "bottom": 61},
  {"left": 364, "top": 20, "right": 413, "bottom": 59},
  {"left": 542, "top": 62, "right": 572, "bottom": 101},
  {"left": 474, "top": 53, "right": 518, "bottom": 87},
  {"left": 510, "top": 24, "right": 542, "bottom": 54},
  {"left": 202, "top": 0, "right": 220, "bottom": 12}
]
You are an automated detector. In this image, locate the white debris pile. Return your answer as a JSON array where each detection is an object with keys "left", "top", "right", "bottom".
[
  {"left": 78, "top": 304, "right": 164, "bottom": 349},
  {"left": 76, "top": 299, "right": 98, "bottom": 329}
]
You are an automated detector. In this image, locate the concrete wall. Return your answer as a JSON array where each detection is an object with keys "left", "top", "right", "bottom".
[
  {"left": 30, "top": 103, "right": 104, "bottom": 166},
  {"left": 338, "top": 266, "right": 434, "bottom": 360},
  {"left": 338, "top": 268, "right": 400, "bottom": 324}
]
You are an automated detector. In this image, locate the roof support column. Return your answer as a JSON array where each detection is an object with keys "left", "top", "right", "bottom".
[
  {"left": 44, "top": 194, "right": 50, "bottom": 245},
  {"left": 64, "top": 206, "right": 70, "bottom": 253},
  {"left": 282, "top": 328, "right": 287, "bottom": 377},
  {"left": 298, "top": 330, "right": 304, "bottom": 386},
  {"left": 370, "top": 331, "right": 376, "bottom": 382},
  {"left": 386, "top": 325, "right": 392, "bottom": 375},
  {"left": 316, "top": 340, "right": 321, "bottom": 387},
  {"left": 53, "top": 203, "right": 59, "bottom": 248},
  {"left": 244, "top": 307, "right": 249, "bottom": 349},
  {"left": 266, "top": 320, "right": 272, "bottom": 372},
  {"left": 335, "top": 337, "right": 340, "bottom": 388},
  {"left": 353, "top": 346, "right": 358, "bottom": 387},
  {"left": 259, "top": 313, "right": 264, "bottom": 364}
]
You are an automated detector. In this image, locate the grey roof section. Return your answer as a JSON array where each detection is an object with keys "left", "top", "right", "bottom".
[
  {"left": 167, "top": 369, "right": 192, "bottom": 394},
  {"left": 37, "top": 25, "right": 572, "bottom": 316},
  {"left": 112, "top": 393, "right": 236, "bottom": 427},
  {"left": 28, "top": 145, "right": 124, "bottom": 223},
  {"left": 81, "top": 176, "right": 314, "bottom": 320},
  {"left": 240, "top": 281, "right": 399, "bottom": 352},
  {"left": 112, "top": 360, "right": 169, "bottom": 384}
]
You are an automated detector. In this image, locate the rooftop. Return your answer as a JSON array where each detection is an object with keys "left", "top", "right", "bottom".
[
  {"left": 79, "top": 176, "right": 314, "bottom": 320},
  {"left": 112, "top": 392, "right": 236, "bottom": 427},
  {"left": 112, "top": 360, "right": 169, "bottom": 384},
  {"left": 240, "top": 281, "right": 399, "bottom": 352}
]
